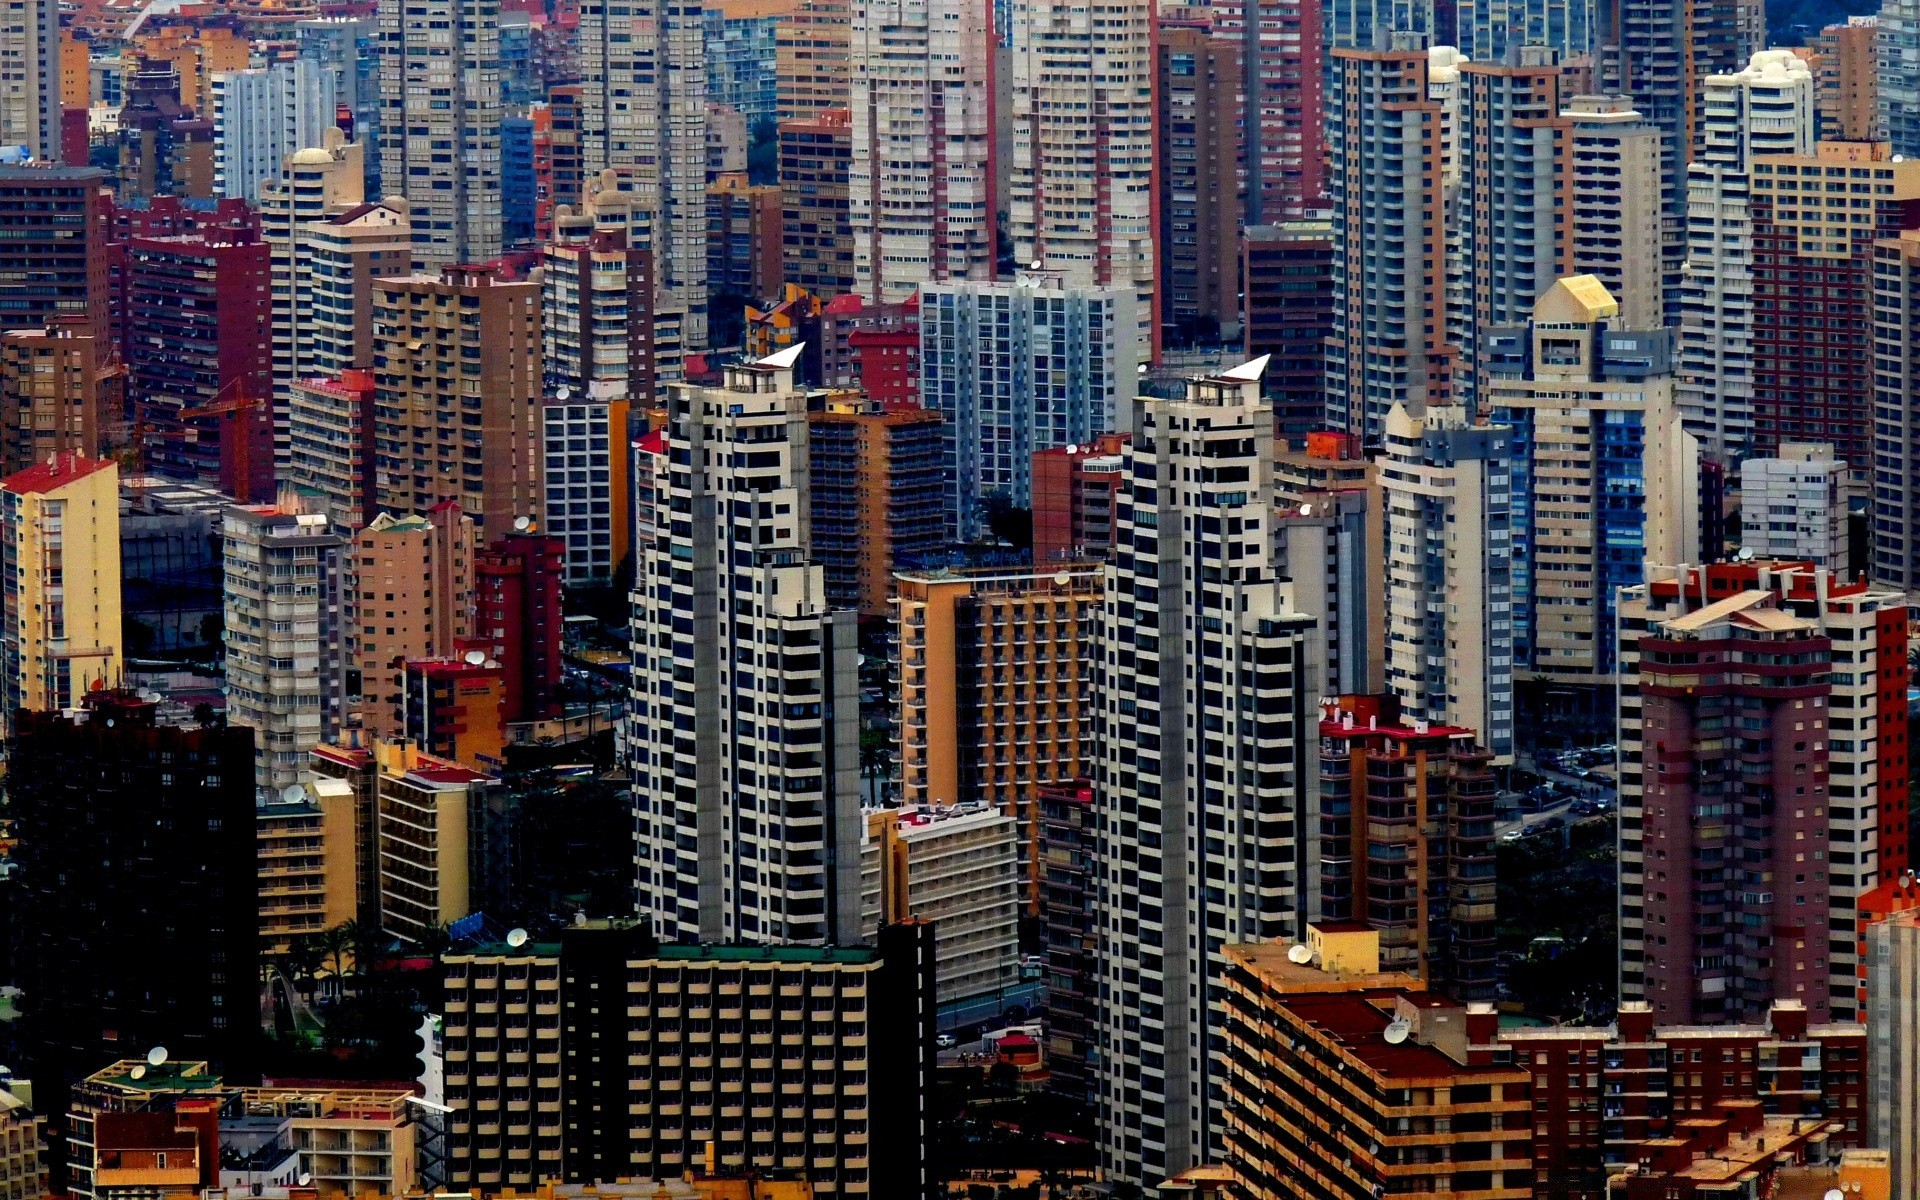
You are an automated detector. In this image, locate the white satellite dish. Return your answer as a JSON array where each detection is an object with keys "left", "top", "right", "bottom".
[
  {"left": 1053, "top": 572, "right": 1072, "bottom": 586},
  {"left": 513, "top": 515, "right": 533, "bottom": 532},
  {"left": 1286, "top": 943, "right": 1313, "bottom": 965},
  {"left": 1382, "top": 1018, "right": 1411, "bottom": 1045},
  {"left": 556, "top": 386, "right": 573, "bottom": 402},
  {"left": 506, "top": 928, "right": 529, "bottom": 949},
  {"left": 465, "top": 649, "right": 487, "bottom": 666},
  {"left": 1825, "top": 1190, "right": 1845, "bottom": 1200},
  {"left": 573, "top": 911, "right": 588, "bottom": 927},
  {"left": 1298, "top": 503, "right": 1313, "bottom": 517},
  {"left": 129, "top": 1065, "right": 146, "bottom": 1081},
  {"left": 1065, "top": 444, "right": 1078, "bottom": 455},
  {"left": 1029, "top": 260, "right": 1043, "bottom": 271},
  {"left": 147, "top": 1046, "right": 168, "bottom": 1067},
  {"left": 299, "top": 1175, "right": 313, "bottom": 1188},
  {"left": 281, "top": 784, "right": 307, "bottom": 805}
]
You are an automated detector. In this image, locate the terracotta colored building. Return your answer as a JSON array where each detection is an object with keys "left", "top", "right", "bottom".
[
  {"left": 0, "top": 166, "right": 110, "bottom": 342},
  {"left": 1030, "top": 433, "right": 1129, "bottom": 565},
  {"left": 0, "top": 319, "right": 116, "bottom": 475},
  {"left": 806, "top": 394, "right": 943, "bottom": 615},
  {"left": 474, "top": 531, "right": 565, "bottom": 722},
  {"left": 350, "top": 503, "right": 477, "bottom": 738},
  {"left": 403, "top": 657, "right": 507, "bottom": 772}
]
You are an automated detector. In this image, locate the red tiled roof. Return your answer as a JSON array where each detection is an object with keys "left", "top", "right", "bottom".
[{"left": 2, "top": 452, "right": 113, "bottom": 495}]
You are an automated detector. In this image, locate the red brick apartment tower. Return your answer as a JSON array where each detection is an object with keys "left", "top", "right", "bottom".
[{"left": 1636, "top": 589, "right": 1832, "bottom": 1023}]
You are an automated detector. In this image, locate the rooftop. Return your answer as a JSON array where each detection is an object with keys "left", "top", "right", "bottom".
[{"left": 3, "top": 452, "right": 115, "bottom": 496}]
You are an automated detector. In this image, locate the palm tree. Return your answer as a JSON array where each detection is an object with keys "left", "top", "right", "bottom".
[
  {"left": 319, "top": 924, "right": 352, "bottom": 998},
  {"left": 284, "top": 936, "right": 324, "bottom": 1002}
]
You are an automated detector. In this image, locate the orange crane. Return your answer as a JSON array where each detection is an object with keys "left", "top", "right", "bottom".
[{"left": 179, "top": 384, "right": 271, "bottom": 504}]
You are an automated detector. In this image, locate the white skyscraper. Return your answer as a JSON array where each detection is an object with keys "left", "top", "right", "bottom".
[
  {"left": 578, "top": 0, "right": 709, "bottom": 349},
  {"left": 377, "top": 0, "right": 503, "bottom": 266},
  {"left": 1094, "top": 357, "right": 1320, "bottom": 1187},
  {"left": 1009, "top": 0, "right": 1156, "bottom": 355},
  {"left": 849, "top": 0, "right": 996, "bottom": 302},
  {"left": 628, "top": 347, "right": 864, "bottom": 946},
  {"left": 212, "top": 61, "right": 338, "bottom": 204},
  {"left": 918, "top": 274, "right": 1138, "bottom": 541},
  {"left": 0, "top": 0, "right": 56, "bottom": 159},
  {"left": 1677, "top": 49, "right": 1814, "bottom": 461}
]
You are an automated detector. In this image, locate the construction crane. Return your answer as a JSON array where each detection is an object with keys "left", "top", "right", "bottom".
[{"left": 178, "top": 381, "right": 271, "bottom": 505}]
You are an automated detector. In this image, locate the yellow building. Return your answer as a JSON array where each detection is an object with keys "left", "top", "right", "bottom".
[
  {"left": 239, "top": 1087, "right": 420, "bottom": 1200},
  {"left": 127, "top": 26, "right": 251, "bottom": 115},
  {"left": 370, "top": 740, "right": 489, "bottom": 945},
  {"left": 0, "top": 453, "right": 121, "bottom": 734},
  {"left": 59, "top": 31, "right": 88, "bottom": 109},
  {"left": 257, "top": 775, "right": 360, "bottom": 956},
  {"left": 894, "top": 566, "right": 1099, "bottom": 905},
  {"left": 0, "top": 1090, "right": 44, "bottom": 1200}
]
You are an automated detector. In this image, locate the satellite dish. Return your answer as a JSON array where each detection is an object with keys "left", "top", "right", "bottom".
[
  {"left": 506, "top": 928, "right": 529, "bottom": 949},
  {"left": 513, "top": 515, "right": 532, "bottom": 532},
  {"left": 556, "top": 386, "right": 572, "bottom": 402},
  {"left": 1299, "top": 503, "right": 1313, "bottom": 516},
  {"left": 573, "top": 911, "right": 588, "bottom": 927},
  {"left": 1029, "top": 260, "right": 1043, "bottom": 271},
  {"left": 1065, "top": 444, "right": 1078, "bottom": 455},
  {"left": 464, "top": 649, "right": 487, "bottom": 666},
  {"left": 1383, "top": 1018, "right": 1411, "bottom": 1045},
  {"left": 1053, "top": 572, "right": 1072, "bottom": 586},
  {"left": 281, "top": 784, "right": 307, "bottom": 805},
  {"left": 147, "top": 1046, "right": 168, "bottom": 1067},
  {"left": 1286, "top": 943, "right": 1313, "bottom": 965},
  {"left": 299, "top": 1176, "right": 313, "bottom": 1188},
  {"left": 1825, "top": 1190, "right": 1845, "bottom": 1200},
  {"left": 129, "top": 1065, "right": 146, "bottom": 1081}
]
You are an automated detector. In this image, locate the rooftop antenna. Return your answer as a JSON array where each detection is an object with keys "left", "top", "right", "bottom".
[
  {"left": 1383, "top": 1017, "right": 1412, "bottom": 1045},
  {"left": 505, "top": 928, "right": 529, "bottom": 950}
]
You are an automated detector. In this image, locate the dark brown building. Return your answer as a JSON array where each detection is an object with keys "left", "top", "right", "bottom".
[
  {"left": 1156, "top": 22, "right": 1243, "bottom": 341},
  {"left": 0, "top": 166, "right": 110, "bottom": 342},
  {"left": 779, "top": 107, "right": 854, "bottom": 296},
  {"left": 1243, "top": 219, "right": 1333, "bottom": 440}
]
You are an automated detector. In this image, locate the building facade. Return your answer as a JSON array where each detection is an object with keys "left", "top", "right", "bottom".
[
  {"left": 376, "top": 0, "right": 503, "bottom": 265},
  {"left": 807, "top": 395, "right": 943, "bottom": 615},
  {"left": 0, "top": 454, "right": 120, "bottom": 733},
  {"left": 1740, "top": 442, "right": 1847, "bottom": 565},
  {"left": 350, "top": 505, "right": 476, "bottom": 738}
]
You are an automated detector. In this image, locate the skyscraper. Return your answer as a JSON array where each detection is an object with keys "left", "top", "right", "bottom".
[
  {"left": 918, "top": 275, "right": 1137, "bottom": 540},
  {"left": 0, "top": 454, "right": 121, "bottom": 732},
  {"left": 1872, "top": 228, "right": 1920, "bottom": 591},
  {"left": 1564, "top": 94, "right": 1664, "bottom": 331},
  {"left": 350, "top": 504, "right": 476, "bottom": 738},
  {"left": 0, "top": 0, "right": 58, "bottom": 159},
  {"left": 210, "top": 61, "right": 336, "bottom": 204},
  {"left": 1380, "top": 402, "right": 1515, "bottom": 758},
  {"left": 777, "top": 0, "right": 853, "bottom": 118},
  {"left": 377, "top": 0, "right": 503, "bottom": 266},
  {"left": 0, "top": 320, "right": 113, "bottom": 474},
  {"left": 0, "top": 166, "right": 109, "bottom": 339},
  {"left": 849, "top": 0, "right": 996, "bottom": 302},
  {"left": 1156, "top": 22, "right": 1245, "bottom": 331},
  {"left": 1456, "top": 47, "right": 1571, "bottom": 404},
  {"left": 1879, "top": 0, "right": 1920, "bottom": 158},
  {"left": 1094, "top": 358, "right": 1320, "bottom": 1185},
  {"left": 1485, "top": 275, "right": 1698, "bottom": 687},
  {"left": 1209, "top": 0, "right": 1322, "bottom": 219},
  {"left": 1009, "top": 0, "right": 1157, "bottom": 356},
  {"left": 1676, "top": 49, "right": 1814, "bottom": 462},
  {"left": 628, "top": 348, "right": 864, "bottom": 946},
  {"left": 576, "top": 0, "right": 709, "bottom": 347},
  {"left": 1454, "top": 0, "right": 1591, "bottom": 59},
  {"left": 1326, "top": 36, "right": 1454, "bottom": 443}
]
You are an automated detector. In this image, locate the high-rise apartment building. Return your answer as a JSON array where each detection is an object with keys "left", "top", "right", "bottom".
[
  {"left": 894, "top": 565, "right": 1100, "bottom": 899},
  {"left": 0, "top": 320, "right": 112, "bottom": 475},
  {"left": 0, "top": 166, "right": 109, "bottom": 337},
  {"left": 286, "top": 370, "right": 381, "bottom": 529},
  {"left": 1094, "top": 358, "right": 1320, "bottom": 1185},
  {"left": 123, "top": 223, "right": 274, "bottom": 500},
  {"left": 441, "top": 921, "right": 935, "bottom": 1195},
  {"left": 706, "top": 173, "right": 785, "bottom": 299},
  {"left": 294, "top": 17, "right": 380, "bottom": 184},
  {"left": 256, "top": 775, "right": 359, "bottom": 956},
  {"left": 1740, "top": 442, "right": 1847, "bottom": 566},
  {"left": 1872, "top": 228, "right": 1920, "bottom": 591},
  {"left": 1380, "top": 402, "right": 1515, "bottom": 758},
  {"left": 0, "top": 0, "right": 57, "bottom": 159},
  {"left": 779, "top": 107, "right": 856, "bottom": 296},
  {"left": 1869, "top": 908, "right": 1920, "bottom": 1198},
  {"left": 11, "top": 692, "right": 259, "bottom": 1142},
  {"left": 777, "top": 0, "right": 853, "bottom": 118},
  {"left": 261, "top": 132, "right": 366, "bottom": 413},
  {"left": 1317, "top": 695, "right": 1498, "bottom": 999},
  {"left": 545, "top": 175, "right": 656, "bottom": 404},
  {"left": 629, "top": 349, "right": 864, "bottom": 946},
  {"left": 1220, "top": 934, "right": 1531, "bottom": 1200},
  {"left": 1618, "top": 563, "right": 1909, "bottom": 1024},
  {"left": 1564, "top": 94, "right": 1664, "bottom": 331},
  {"left": 0, "top": 454, "right": 120, "bottom": 732},
  {"left": 1879, "top": 0, "right": 1920, "bottom": 158},
  {"left": 576, "top": 0, "right": 708, "bottom": 347},
  {"left": 1456, "top": 49, "right": 1571, "bottom": 404},
  {"left": 862, "top": 805, "right": 1020, "bottom": 1006},
  {"left": 371, "top": 267, "right": 542, "bottom": 533},
  {"left": 1155, "top": 23, "right": 1243, "bottom": 331},
  {"left": 375, "top": 743, "right": 491, "bottom": 942},
  {"left": 474, "top": 530, "right": 564, "bottom": 723},
  {"left": 1485, "top": 276, "right": 1698, "bottom": 685},
  {"left": 349, "top": 505, "right": 476, "bottom": 737},
  {"left": 807, "top": 395, "right": 943, "bottom": 615},
  {"left": 1677, "top": 50, "right": 1814, "bottom": 462},
  {"left": 1455, "top": 0, "right": 1592, "bottom": 58},
  {"left": 919, "top": 275, "right": 1137, "bottom": 540},
  {"left": 210, "top": 61, "right": 336, "bottom": 205},
  {"left": 377, "top": 0, "right": 503, "bottom": 266},
  {"left": 1209, "top": 0, "right": 1321, "bottom": 219},
  {"left": 1009, "top": 0, "right": 1156, "bottom": 356},
  {"left": 1749, "top": 141, "right": 1920, "bottom": 473},
  {"left": 223, "top": 499, "right": 349, "bottom": 791},
  {"left": 1242, "top": 219, "right": 1334, "bottom": 439},
  {"left": 1807, "top": 17, "right": 1877, "bottom": 141},
  {"left": 289, "top": 199, "right": 413, "bottom": 392},
  {"left": 1030, "top": 433, "right": 1129, "bottom": 564},
  {"left": 848, "top": 0, "right": 996, "bottom": 303},
  {"left": 1273, "top": 436, "right": 1386, "bottom": 698},
  {"left": 536, "top": 398, "right": 632, "bottom": 589},
  {"left": 1326, "top": 37, "right": 1454, "bottom": 443}
]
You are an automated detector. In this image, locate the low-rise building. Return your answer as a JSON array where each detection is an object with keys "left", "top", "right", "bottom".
[{"left": 1739, "top": 441, "right": 1847, "bottom": 566}]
